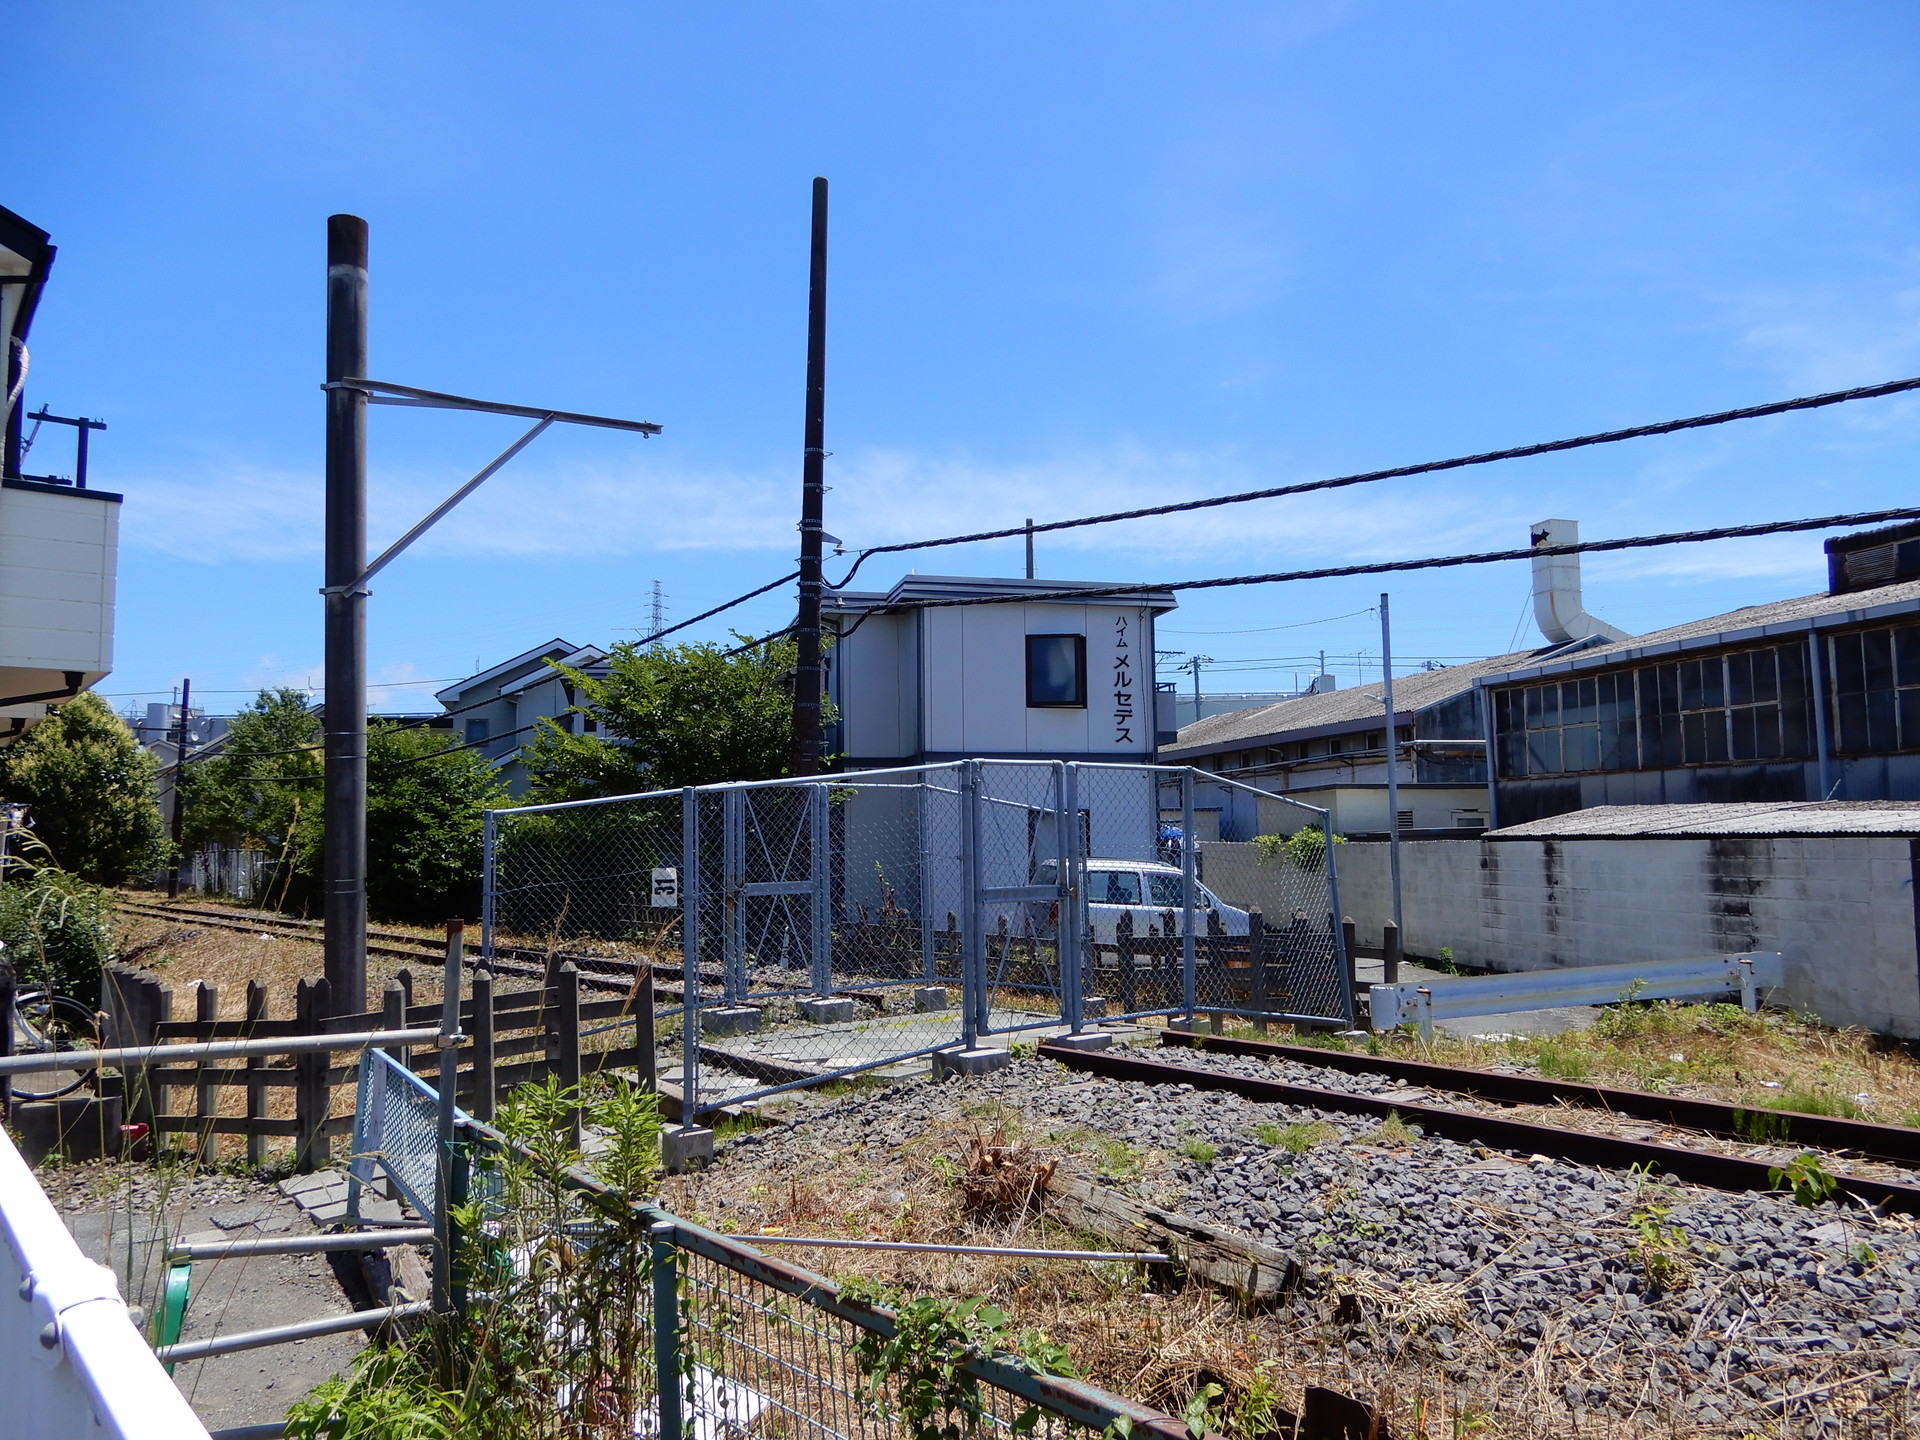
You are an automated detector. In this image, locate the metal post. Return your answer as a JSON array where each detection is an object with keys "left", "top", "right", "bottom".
[
  {"left": 959, "top": 760, "right": 983, "bottom": 1049},
  {"left": 1059, "top": 763, "right": 1082, "bottom": 1032},
  {"left": 791, "top": 177, "right": 830, "bottom": 775},
  {"left": 1325, "top": 813, "right": 1355, "bottom": 1028},
  {"left": 433, "top": 920, "right": 463, "bottom": 1313},
  {"left": 1025, "top": 518, "right": 1035, "bottom": 579},
  {"left": 324, "top": 213, "right": 370, "bottom": 1014},
  {"left": 73, "top": 417, "right": 89, "bottom": 489},
  {"left": 1379, "top": 593, "right": 1404, "bottom": 935},
  {"left": 0, "top": 949, "right": 13, "bottom": 1121},
  {"left": 809, "top": 782, "right": 831, "bottom": 996},
  {"left": 1478, "top": 679, "right": 1500, "bottom": 831},
  {"left": 722, "top": 788, "right": 745, "bottom": 1007},
  {"left": 480, "top": 810, "right": 496, "bottom": 971},
  {"left": 167, "top": 678, "right": 190, "bottom": 899},
  {"left": 470, "top": 970, "right": 495, "bottom": 1123},
  {"left": 1180, "top": 769, "right": 1197, "bottom": 1025},
  {"left": 917, "top": 778, "right": 934, "bottom": 980},
  {"left": 1809, "top": 630, "right": 1836, "bottom": 799},
  {"left": 650, "top": 1221, "right": 684, "bottom": 1440},
  {"left": 680, "top": 788, "right": 700, "bottom": 1119}
]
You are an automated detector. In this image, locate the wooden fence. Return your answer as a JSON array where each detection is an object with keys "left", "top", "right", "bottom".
[{"left": 99, "top": 960, "right": 658, "bottom": 1172}]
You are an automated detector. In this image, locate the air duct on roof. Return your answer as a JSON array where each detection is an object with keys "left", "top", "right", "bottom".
[{"left": 1531, "top": 518, "right": 1629, "bottom": 645}]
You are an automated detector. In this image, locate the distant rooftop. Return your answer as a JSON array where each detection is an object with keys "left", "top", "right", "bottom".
[{"left": 1492, "top": 801, "right": 1920, "bottom": 840}]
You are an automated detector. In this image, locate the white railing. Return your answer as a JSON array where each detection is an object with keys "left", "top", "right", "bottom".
[
  {"left": 0, "top": 1125, "right": 210, "bottom": 1440},
  {"left": 1368, "top": 951, "right": 1786, "bottom": 1040}
]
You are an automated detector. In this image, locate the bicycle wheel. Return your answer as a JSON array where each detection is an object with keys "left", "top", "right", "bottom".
[{"left": 11, "top": 994, "right": 101, "bottom": 1101}]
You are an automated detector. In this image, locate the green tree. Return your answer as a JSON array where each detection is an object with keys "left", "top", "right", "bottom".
[
  {"left": 0, "top": 691, "right": 165, "bottom": 884},
  {"left": 523, "top": 636, "right": 808, "bottom": 801},
  {"left": 361, "top": 723, "right": 509, "bottom": 924},
  {"left": 181, "top": 690, "right": 506, "bottom": 923}
]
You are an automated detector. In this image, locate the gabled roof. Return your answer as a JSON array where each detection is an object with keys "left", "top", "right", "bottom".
[
  {"left": 498, "top": 646, "right": 608, "bottom": 698},
  {"left": 435, "top": 639, "right": 583, "bottom": 704},
  {"left": 1161, "top": 648, "right": 1557, "bottom": 758},
  {"left": 1480, "top": 577, "right": 1920, "bottom": 687},
  {"left": 824, "top": 574, "right": 1178, "bottom": 614}
]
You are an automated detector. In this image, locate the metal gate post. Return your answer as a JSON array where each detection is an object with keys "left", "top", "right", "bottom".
[
  {"left": 1059, "top": 762, "right": 1083, "bottom": 1033},
  {"left": 917, "top": 775, "right": 935, "bottom": 980},
  {"left": 1181, "top": 769, "right": 1198, "bottom": 1026},
  {"left": 722, "top": 787, "right": 746, "bottom": 1007},
  {"left": 480, "top": 809, "right": 496, "bottom": 970},
  {"left": 650, "top": 1221, "right": 684, "bottom": 1440},
  {"left": 960, "top": 760, "right": 983, "bottom": 1049},
  {"left": 1323, "top": 809, "right": 1355, "bottom": 1028},
  {"left": 680, "top": 788, "right": 700, "bottom": 1119},
  {"left": 809, "top": 782, "right": 832, "bottom": 996}
]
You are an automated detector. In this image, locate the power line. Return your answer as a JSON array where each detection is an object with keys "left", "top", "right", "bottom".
[
  {"left": 825, "top": 372, "right": 1920, "bottom": 590},
  {"left": 846, "top": 505, "right": 1920, "bottom": 613},
  {"left": 1160, "top": 606, "right": 1378, "bottom": 636}
]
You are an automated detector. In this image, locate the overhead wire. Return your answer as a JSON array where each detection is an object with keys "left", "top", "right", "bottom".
[{"left": 823, "top": 372, "right": 1920, "bottom": 591}]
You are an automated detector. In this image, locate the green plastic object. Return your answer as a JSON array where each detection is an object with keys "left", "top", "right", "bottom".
[{"left": 157, "top": 1260, "right": 191, "bottom": 1372}]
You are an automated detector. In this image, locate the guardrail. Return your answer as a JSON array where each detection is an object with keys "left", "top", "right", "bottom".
[
  {"left": 1368, "top": 951, "right": 1785, "bottom": 1040},
  {"left": 1, "top": 1124, "right": 211, "bottom": 1439}
]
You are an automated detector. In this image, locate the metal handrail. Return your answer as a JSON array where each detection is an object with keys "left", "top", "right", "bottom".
[{"left": 0, "top": 1027, "right": 443, "bottom": 1077}]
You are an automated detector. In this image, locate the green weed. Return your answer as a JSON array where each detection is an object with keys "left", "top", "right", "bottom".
[
  {"left": 1361, "top": 1111, "right": 1417, "bottom": 1148},
  {"left": 1252, "top": 1120, "right": 1335, "bottom": 1152},
  {"left": 1176, "top": 1137, "right": 1218, "bottom": 1165},
  {"left": 1770, "top": 1152, "right": 1840, "bottom": 1208}
]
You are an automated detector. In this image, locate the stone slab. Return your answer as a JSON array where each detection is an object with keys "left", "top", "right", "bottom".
[
  {"left": 663, "top": 1125, "right": 716, "bottom": 1174},
  {"left": 1048, "top": 1032, "right": 1114, "bottom": 1051},
  {"left": 799, "top": 998, "right": 857, "bottom": 1024},
  {"left": 701, "top": 1007, "right": 763, "bottom": 1038},
  {"left": 912, "top": 987, "right": 949, "bottom": 1013},
  {"left": 933, "top": 1048, "right": 1014, "bottom": 1079}
]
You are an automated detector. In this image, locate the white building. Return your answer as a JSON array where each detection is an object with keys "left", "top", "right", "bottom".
[
  {"left": 433, "top": 639, "right": 607, "bottom": 795},
  {"left": 1, "top": 204, "right": 119, "bottom": 746},
  {"left": 823, "top": 575, "right": 1178, "bottom": 768}
]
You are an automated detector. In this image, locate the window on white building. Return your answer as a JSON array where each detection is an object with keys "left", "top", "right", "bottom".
[{"left": 1026, "top": 634, "right": 1087, "bottom": 708}]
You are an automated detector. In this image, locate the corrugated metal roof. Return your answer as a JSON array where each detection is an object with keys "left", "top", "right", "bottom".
[
  {"left": 1482, "top": 577, "right": 1920, "bottom": 685},
  {"left": 1491, "top": 801, "right": 1920, "bottom": 839},
  {"left": 1162, "top": 647, "right": 1549, "bottom": 756}
]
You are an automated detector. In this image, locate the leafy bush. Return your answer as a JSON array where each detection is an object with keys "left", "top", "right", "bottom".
[
  {"left": 0, "top": 837, "right": 115, "bottom": 1003},
  {"left": 0, "top": 692, "right": 164, "bottom": 884},
  {"left": 1251, "top": 828, "right": 1345, "bottom": 870}
]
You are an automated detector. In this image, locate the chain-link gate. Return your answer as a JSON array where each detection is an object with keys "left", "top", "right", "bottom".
[{"left": 484, "top": 763, "right": 1349, "bottom": 1117}]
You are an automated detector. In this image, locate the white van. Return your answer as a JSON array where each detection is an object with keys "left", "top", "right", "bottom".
[{"left": 1030, "top": 859, "right": 1251, "bottom": 944}]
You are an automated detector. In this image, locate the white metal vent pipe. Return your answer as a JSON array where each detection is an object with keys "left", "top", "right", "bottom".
[{"left": 1530, "top": 518, "right": 1629, "bottom": 645}]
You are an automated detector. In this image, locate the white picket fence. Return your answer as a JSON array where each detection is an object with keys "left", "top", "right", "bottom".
[{"left": 0, "top": 1126, "right": 210, "bottom": 1439}]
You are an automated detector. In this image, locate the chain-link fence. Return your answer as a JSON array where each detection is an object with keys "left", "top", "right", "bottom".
[{"left": 484, "top": 763, "right": 1349, "bottom": 1117}]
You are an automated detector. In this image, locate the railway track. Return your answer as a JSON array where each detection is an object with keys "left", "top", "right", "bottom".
[
  {"left": 114, "top": 897, "right": 685, "bottom": 996},
  {"left": 1039, "top": 1036, "right": 1920, "bottom": 1215}
]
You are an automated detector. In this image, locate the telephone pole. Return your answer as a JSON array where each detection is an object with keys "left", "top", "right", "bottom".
[
  {"left": 166, "top": 678, "right": 191, "bottom": 899},
  {"left": 323, "top": 215, "right": 370, "bottom": 1013},
  {"left": 790, "top": 177, "right": 829, "bottom": 775}
]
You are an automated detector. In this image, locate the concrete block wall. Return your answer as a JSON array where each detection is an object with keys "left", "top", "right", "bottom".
[{"left": 1201, "top": 835, "right": 1920, "bottom": 1039}]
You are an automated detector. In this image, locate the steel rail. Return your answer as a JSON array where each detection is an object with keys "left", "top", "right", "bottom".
[
  {"left": 154, "top": 1301, "right": 430, "bottom": 1363},
  {"left": 170, "top": 1228, "right": 438, "bottom": 1263},
  {"left": 0, "top": 1027, "right": 443, "bottom": 1077},
  {"left": 1038, "top": 1042, "right": 1920, "bottom": 1215},
  {"left": 1161, "top": 1029, "right": 1920, "bottom": 1167}
]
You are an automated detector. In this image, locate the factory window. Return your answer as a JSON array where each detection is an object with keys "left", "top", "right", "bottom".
[
  {"left": 1831, "top": 623, "right": 1920, "bottom": 753},
  {"left": 1026, "top": 634, "right": 1087, "bottom": 708},
  {"left": 1493, "top": 642, "right": 1811, "bottom": 778}
]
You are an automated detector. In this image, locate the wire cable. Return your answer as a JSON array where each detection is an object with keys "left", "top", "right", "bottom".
[
  {"left": 844, "top": 505, "right": 1920, "bottom": 613},
  {"left": 825, "top": 373, "right": 1920, "bottom": 590}
]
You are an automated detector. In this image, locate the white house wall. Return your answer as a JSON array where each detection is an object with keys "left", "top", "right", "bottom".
[
  {"left": 0, "top": 484, "right": 118, "bottom": 704},
  {"left": 837, "top": 611, "right": 916, "bottom": 760},
  {"left": 920, "top": 603, "right": 1157, "bottom": 758}
]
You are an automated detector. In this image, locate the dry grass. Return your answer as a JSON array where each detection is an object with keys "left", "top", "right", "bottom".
[{"left": 665, "top": 1099, "right": 1916, "bottom": 1440}]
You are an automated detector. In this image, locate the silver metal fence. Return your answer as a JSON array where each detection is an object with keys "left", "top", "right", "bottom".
[{"left": 484, "top": 763, "right": 1349, "bottom": 1117}]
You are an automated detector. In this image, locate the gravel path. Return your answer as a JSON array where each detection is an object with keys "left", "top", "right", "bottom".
[{"left": 710, "top": 1056, "right": 1920, "bottom": 1435}]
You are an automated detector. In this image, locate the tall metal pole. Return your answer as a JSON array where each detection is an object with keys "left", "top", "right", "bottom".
[
  {"left": 324, "top": 215, "right": 370, "bottom": 1013},
  {"left": 1025, "top": 519, "right": 1035, "bottom": 579},
  {"left": 166, "top": 678, "right": 190, "bottom": 899},
  {"left": 790, "top": 177, "right": 829, "bottom": 776},
  {"left": 1379, "top": 594, "right": 1404, "bottom": 934}
]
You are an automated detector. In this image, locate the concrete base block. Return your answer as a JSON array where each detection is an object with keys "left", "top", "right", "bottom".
[
  {"left": 1082, "top": 996, "right": 1108, "bottom": 1020},
  {"left": 700, "top": 1007, "right": 762, "bottom": 1038},
  {"left": 1050, "top": 1031, "right": 1113, "bottom": 1051},
  {"left": 1166, "top": 1017, "right": 1207, "bottom": 1035},
  {"left": 14, "top": 1094, "right": 124, "bottom": 1165},
  {"left": 912, "top": 987, "right": 948, "bottom": 1013},
  {"left": 933, "top": 1048, "right": 1013, "bottom": 1079},
  {"left": 662, "top": 1125, "right": 716, "bottom": 1174},
  {"left": 800, "top": 998, "right": 857, "bottom": 1024}
]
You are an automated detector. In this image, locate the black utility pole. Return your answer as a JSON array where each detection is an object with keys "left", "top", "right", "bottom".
[
  {"left": 790, "top": 177, "right": 829, "bottom": 775},
  {"left": 166, "top": 678, "right": 191, "bottom": 899},
  {"left": 324, "top": 215, "right": 370, "bottom": 1013}
]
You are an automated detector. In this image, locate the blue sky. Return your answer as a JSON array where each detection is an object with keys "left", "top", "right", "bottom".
[{"left": 12, "top": 3, "right": 1920, "bottom": 714}]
